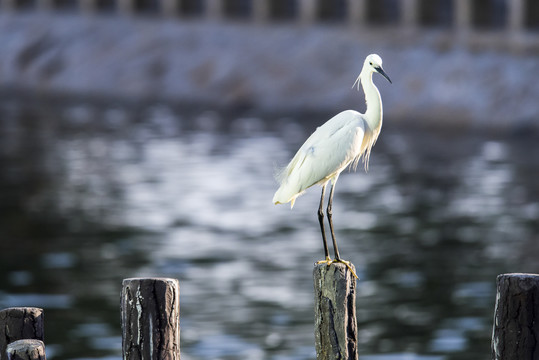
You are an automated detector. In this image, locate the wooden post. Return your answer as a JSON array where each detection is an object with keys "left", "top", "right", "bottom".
[
  {"left": 121, "top": 278, "right": 180, "bottom": 360},
  {"left": 6, "top": 340, "right": 46, "bottom": 360},
  {"left": 0, "top": 308, "right": 44, "bottom": 360},
  {"left": 313, "top": 263, "right": 358, "bottom": 360},
  {"left": 492, "top": 273, "right": 539, "bottom": 360}
]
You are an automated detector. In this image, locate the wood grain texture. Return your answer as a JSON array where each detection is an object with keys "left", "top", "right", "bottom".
[
  {"left": 492, "top": 273, "right": 539, "bottom": 360},
  {"left": 313, "top": 262, "right": 358, "bottom": 360},
  {"left": 0, "top": 307, "right": 44, "bottom": 360},
  {"left": 121, "top": 278, "right": 180, "bottom": 360},
  {"left": 6, "top": 340, "right": 46, "bottom": 360}
]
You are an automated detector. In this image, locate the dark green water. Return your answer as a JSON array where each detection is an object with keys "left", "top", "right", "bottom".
[{"left": 0, "top": 95, "right": 538, "bottom": 360}]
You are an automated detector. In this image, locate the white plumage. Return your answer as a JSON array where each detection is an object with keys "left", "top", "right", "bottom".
[
  {"left": 272, "top": 54, "right": 391, "bottom": 276},
  {"left": 273, "top": 110, "right": 367, "bottom": 208}
]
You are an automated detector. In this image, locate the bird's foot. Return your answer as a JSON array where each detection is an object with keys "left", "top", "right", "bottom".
[
  {"left": 332, "top": 258, "right": 359, "bottom": 279},
  {"left": 315, "top": 257, "right": 359, "bottom": 279},
  {"left": 315, "top": 256, "right": 333, "bottom": 266}
]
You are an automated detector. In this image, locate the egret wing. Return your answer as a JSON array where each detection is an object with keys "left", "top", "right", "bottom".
[{"left": 273, "top": 110, "right": 366, "bottom": 206}]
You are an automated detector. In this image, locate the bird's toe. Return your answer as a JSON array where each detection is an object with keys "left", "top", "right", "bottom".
[
  {"left": 315, "top": 256, "right": 333, "bottom": 266},
  {"left": 333, "top": 258, "right": 359, "bottom": 279}
]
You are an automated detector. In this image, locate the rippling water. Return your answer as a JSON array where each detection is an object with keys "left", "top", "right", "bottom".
[{"left": 0, "top": 94, "right": 538, "bottom": 360}]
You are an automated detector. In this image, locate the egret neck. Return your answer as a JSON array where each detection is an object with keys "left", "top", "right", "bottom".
[
  {"left": 361, "top": 69, "right": 383, "bottom": 133},
  {"left": 357, "top": 67, "right": 384, "bottom": 169}
]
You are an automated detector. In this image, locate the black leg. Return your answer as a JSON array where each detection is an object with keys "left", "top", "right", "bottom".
[
  {"left": 327, "top": 181, "right": 341, "bottom": 260},
  {"left": 325, "top": 179, "right": 358, "bottom": 279},
  {"left": 318, "top": 183, "right": 330, "bottom": 260}
]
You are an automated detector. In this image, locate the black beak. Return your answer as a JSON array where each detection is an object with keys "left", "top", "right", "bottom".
[{"left": 375, "top": 66, "right": 392, "bottom": 84}]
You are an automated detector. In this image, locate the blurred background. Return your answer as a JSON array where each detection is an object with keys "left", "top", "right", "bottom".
[{"left": 0, "top": 1, "right": 538, "bottom": 359}]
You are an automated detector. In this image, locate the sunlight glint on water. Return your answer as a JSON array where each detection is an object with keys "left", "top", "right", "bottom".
[{"left": 0, "top": 100, "right": 538, "bottom": 360}]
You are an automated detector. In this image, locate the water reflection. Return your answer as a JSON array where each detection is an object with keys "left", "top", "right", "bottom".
[{"left": 0, "top": 94, "right": 538, "bottom": 360}]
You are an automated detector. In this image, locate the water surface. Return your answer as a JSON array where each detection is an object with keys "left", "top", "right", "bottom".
[{"left": 0, "top": 95, "right": 538, "bottom": 360}]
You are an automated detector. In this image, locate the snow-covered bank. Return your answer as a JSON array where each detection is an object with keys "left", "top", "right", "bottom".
[{"left": 0, "top": 13, "right": 537, "bottom": 129}]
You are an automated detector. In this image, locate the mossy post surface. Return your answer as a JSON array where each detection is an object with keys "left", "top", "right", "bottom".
[{"left": 313, "top": 262, "right": 358, "bottom": 360}]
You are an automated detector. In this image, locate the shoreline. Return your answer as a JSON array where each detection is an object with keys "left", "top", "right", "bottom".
[{"left": 0, "top": 13, "right": 538, "bottom": 131}]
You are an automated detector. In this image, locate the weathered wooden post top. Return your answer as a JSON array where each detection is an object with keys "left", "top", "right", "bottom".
[
  {"left": 6, "top": 339, "right": 46, "bottom": 360},
  {"left": 313, "top": 262, "right": 358, "bottom": 360},
  {"left": 492, "top": 273, "right": 539, "bottom": 360},
  {"left": 121, "top": 277, "right": 181, "bottom": 360},
  {"left": 0, "top": 307, "right": 44, "bottom": 360}
]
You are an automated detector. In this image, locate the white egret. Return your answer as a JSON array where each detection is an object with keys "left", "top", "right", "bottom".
[{"left": 273, "top": 54, "right": 391, "bottom": 278}]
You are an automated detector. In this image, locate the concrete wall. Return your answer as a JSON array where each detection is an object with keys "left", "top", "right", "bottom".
[
  {"left": 1, "top": 0, "right": 537, "bottom": 50},
  {"left": 0, "top": 0, "right": 535, "bottom": 30}
]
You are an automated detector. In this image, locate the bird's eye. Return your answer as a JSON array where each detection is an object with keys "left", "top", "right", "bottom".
[{"left": 369, "top": 62, "right": 373, "bottom": 66}]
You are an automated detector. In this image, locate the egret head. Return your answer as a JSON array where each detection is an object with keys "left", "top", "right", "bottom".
[
  {"left": 365, "top": 54, "right": 392, "bottom": 84},
  {"left": 353, "top": 54, "right": 392, "bottom": 90}
]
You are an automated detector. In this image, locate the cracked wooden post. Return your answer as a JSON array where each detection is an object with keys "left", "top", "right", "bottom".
[
  {"left": 491, "top": 273, "right": 539, "bottom": 360},
  {"left": 6, "top": 340, "right": 46, "bottom": 360},
  {"left": 121, "top": 277, "right": 180, "bottom": 360},
  {"left": 313, "top": 262, "right": 358, "bottom": 360},
  {"left": 0, "top": 307, "right": 44, "bottom": 360}
]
